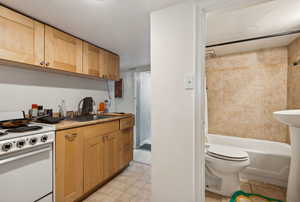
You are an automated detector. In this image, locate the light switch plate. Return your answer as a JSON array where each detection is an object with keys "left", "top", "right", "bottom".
[{"left": 184, "top": 74, "right": 194, "bottom": 89}]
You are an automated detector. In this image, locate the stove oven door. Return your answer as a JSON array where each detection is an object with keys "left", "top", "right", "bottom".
[{"left": 0, "top": 144, "right": 53, "bottom": 202}]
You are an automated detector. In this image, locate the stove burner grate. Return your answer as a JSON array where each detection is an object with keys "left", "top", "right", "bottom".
[
  {"left": 0, "top": 131, "right": 8, "bottom": 136},
  {"left": 6, "top": 126, "right": 43, "bottom": 133}
]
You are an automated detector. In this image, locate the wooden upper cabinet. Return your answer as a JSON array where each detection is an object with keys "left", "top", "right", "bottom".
[
  {"left": 0, "top": 6, "right": 120, "bottom": 80},
  {"left": 99, "top": 49, "right": 120, "bottom": 80},
  {"left": 99, "top": 48, "right": 109, "bottom": 79},
  {"left": 45, "top": 26, "right": 83, "bottom": 73},
  {"left": 83, "top": 42, "right": 101, "bottom": 77},
  {"left": 109, "top": 54, "right": 120, "bottom": 81},
  {"left": 0, "top": 6, "right": 44, "bottom": 66}
]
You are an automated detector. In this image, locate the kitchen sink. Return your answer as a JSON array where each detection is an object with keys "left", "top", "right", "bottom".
[{"left": 67, "top": 115, "right": 114, "bottom": 122}]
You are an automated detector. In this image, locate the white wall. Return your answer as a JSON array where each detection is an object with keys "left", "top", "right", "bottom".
[
  {"left": 115, "top": 71, "right": 135, "bottom": 113},
  {"left": 0, "top": 65, "right": 114, "bottom": 113},
  {"left": 151, "top": 2, "right": 204, "bottom": 202}
]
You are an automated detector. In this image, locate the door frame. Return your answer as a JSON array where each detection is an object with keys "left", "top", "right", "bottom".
[{"left": 194, "top": 1, "right": 276, "bottom": 201}]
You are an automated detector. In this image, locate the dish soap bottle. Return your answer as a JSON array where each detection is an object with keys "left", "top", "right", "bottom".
[{"left": 58, "top": 99, "right": 66, "bottom": 118}]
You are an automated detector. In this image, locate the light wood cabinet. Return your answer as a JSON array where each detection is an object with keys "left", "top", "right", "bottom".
[
  {"left": 103, "top": 132, "right": 117, "bottom": 179},
  {"left": 114, "top": 131, "right": 123, "bottom": 172},
  {"left": 45, "top": 26, "right": 83, "bottom": 73},
  {"left": 0, "top": 5, "right": 120, "bottom": 80},
  {"left": 56, "top": 128, "right": 84, "bottom": 202},
  {"left": 99, "top": 50, "right": 120, "bottom": 80},
  {"left": 55, "top": 118, "right": 133, "bottom": 202},
  {"left": 120, "top": 128, "right": 134, "bottom": 168},
  {"left": 83, "top": 42, "right": 101, "bottom": 77},
  {"left": 120, "top": 117, "right": 135, "bottom": 130},
  {"left": 84, "top": 135, "right": 105, "bottom": 193},
  {"left": 112, "top": 54, "right": 120, "bottom": 81},
  {"left": 0, "top": 6, "right": 45, "bottom": 66}
]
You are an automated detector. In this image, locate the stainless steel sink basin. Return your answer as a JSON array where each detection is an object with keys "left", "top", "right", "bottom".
[{"left": 67, "top": 115, "right": 114, "bottom": 122}]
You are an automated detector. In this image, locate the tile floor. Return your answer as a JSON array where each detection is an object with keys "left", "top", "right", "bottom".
[
  {"left": 133, "top": 149, "right": 151, "bottom": 165},
  {"left": 206, "top": 180, "right": 287, "bottom": 202},
  {"left": 83, "top": 162, "right": 151, "bottom": 202},
  {"left": 83, "top": 162, "right": 287, "bottom": 202}
]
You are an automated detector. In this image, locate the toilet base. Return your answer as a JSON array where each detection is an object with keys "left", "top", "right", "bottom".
[{"left": 206, "top": 167, "right": 241, "bottom": 196}]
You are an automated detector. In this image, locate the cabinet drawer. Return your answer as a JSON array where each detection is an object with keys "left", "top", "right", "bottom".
[
  {"left": 84, "top": 121, "right": 119, "bottom": 139},
  {"left": 120, "top": 117, "right": 134, "bottom": 130}
]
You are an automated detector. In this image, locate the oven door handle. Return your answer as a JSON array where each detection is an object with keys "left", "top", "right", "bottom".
[{"left": 0, "top": 146, "right": 51, "bottom": 165}]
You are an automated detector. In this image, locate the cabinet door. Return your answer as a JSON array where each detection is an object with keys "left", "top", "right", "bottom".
[
  {"left": 56, "top": 128, "right": 84, "bottom": 202},
  {"left": 0, "top": 6, "right": 44, "bottom": 66},
  {"left": 112, "top": 54, "right": 120, "bottom": 81},
  {"left": 113, "top": 131, "right": 123, "bottom": 172},
  {"left": 103, "top": 133, "right": 117, "bottom": 179},
  {"left": 120, "top": 128, "right": 134, "bottom": 168},
  {"left": 99, "top": 49, "right": 109, "bottom": 79},
  {"left": 84, "top": 135, "right": 105, "bottom": 193},
  {"left": 107, "top": 52, "right": 120, "bottom": 80},
  {"left": 45, "top": 26, "right": 83, "bottom": 73},
  {"left": 107, "top": 52, "right": 114, "bottom": 80},
  {"left": 83, "top": 42, "right": 100, "bottom": 77}
]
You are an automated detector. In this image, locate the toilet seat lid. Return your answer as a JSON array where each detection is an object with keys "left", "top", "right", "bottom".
[{"left": 207, "top": 145, "right": 249, "bottom": 160}]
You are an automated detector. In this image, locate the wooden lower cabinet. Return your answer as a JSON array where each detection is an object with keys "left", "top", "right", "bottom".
[
  {"left": 103, "top": 132, "right": 117, "bottom": 179},
  {"left": 120, "top": 128, "right": 134, "bottom": 168},
  {"left": 56, "top": 128, "right": 84, "bottom": 202},
  {"left": 56, "top": 120, "right": 134, "bottom": 202},
  {"left": 83, "top": 135, "right": 105, "bottom": 193}
]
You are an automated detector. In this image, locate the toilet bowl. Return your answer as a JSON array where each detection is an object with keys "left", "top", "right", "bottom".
[{"left": 205, "top": 144, "right": 250, "bottom": 196}]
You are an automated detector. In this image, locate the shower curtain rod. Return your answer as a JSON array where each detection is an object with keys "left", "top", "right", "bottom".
[{"left": 206, "top": 29, "right": 300, "bottom": 48}]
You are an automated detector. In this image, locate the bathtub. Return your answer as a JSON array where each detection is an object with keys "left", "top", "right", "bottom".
[{"left": 207, "top": 134, "right": 291, "bottom": 187}]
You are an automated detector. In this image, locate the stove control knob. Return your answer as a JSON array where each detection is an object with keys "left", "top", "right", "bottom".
[
  {"left": 2, "top": 142, "right": 12, "bottom": 152},
  {"left": 16, "top": 140, "right": 26, "bottom": 148},
  {"left": 29, "top": 138, "right": 38, "bottom": 145},
  {"left": 41, "top": 135, "right": 48, "bottom": 143}
]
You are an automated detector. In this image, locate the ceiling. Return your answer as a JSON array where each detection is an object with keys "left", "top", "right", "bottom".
[
  {"left": 1, "top": 0, "right": 300, "bottom": 69},
  {"left": 206, "top": 0, "right": 300, "bottom": 55}
]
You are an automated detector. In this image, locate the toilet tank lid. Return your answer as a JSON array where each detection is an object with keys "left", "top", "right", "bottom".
[{"left": 207, "top": 145, "right": 249, "bottom": 159}]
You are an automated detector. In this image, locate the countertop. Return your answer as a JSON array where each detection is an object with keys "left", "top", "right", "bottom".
[{"left": 54, "top": 113, "right": 134, "bottom": 131}]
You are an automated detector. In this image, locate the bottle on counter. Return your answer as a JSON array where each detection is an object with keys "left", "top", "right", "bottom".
[
  {"left": 104, "top": 100, "right": 109, "bottom": 113},
  {"left": 98, "top": 102, "right": 105, "bottom": 113},
  {"left": 38, "top": 105, "right": 44, "bottom": 116},
  {"left": 58, "top": 99, "right": 66, "bottom": 118},
  {"left": 31, "top": 104, "right": 38, "bottom": 118}
]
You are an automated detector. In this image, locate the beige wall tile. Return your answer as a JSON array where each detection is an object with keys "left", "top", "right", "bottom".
[{"left": 206, "top": 47, "right": 289, "bottom": 143}]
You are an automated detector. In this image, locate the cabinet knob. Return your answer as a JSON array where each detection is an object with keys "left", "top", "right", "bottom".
[
  {"left": 45, "top": 62, "right": 50, "bottom": 67},
  {"left": 40, "top": 61, "right": 45, "bottom": 66},
  {"left": 65, "top": 133, "right": 77, "bottom": 141}
]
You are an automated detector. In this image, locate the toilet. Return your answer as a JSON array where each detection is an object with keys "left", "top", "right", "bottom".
[{"left": 205, "top": 144, "right": 250, "bottom": 196}]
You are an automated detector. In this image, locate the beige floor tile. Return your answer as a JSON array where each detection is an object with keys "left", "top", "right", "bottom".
[
  {"left": 240, "top": 181, "right": 252, "bottom": 193},
  {"left": 115, "top": 193, "right": 135, "bottom": 202},
  {"left": 85, "top": 192, "right": 116, "bottom": 202},
  {"left": 205, "top": 191, "right": 223, "bottom": 202},
  {"left": 250, "top": 182, "right": 286, "bottom": 201},
  {"left": 220, "top": 198, "right": 230, "bottom": 202}
]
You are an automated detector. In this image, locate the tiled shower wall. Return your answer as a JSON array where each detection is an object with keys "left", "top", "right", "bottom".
[
  {"left": 206, "top": 47, "right": 289, "bottom": 143},
  {"left": 288, "top": 37, "right": 300, "bottom": 109}
]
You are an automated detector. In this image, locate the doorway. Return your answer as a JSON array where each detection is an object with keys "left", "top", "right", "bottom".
[{"left": 134, "top": 70, "right": 152, "bottom": 164}]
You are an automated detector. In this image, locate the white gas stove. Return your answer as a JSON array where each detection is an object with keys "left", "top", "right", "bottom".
[
  {"left": 0, "top": 123, "right": 55, "bottom": 154},
  {"left": 0, "top": 112, "right": 55, "bottom": 202}
]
